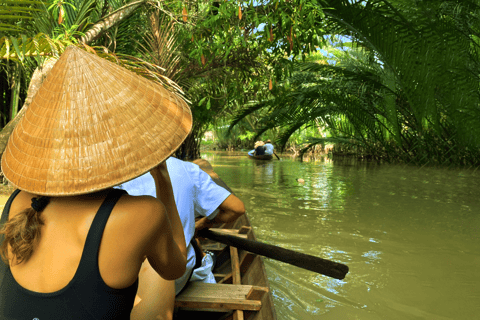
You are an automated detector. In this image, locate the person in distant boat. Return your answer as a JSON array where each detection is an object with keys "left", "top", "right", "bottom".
[
  {"left": 264, "top": 139, "right": 275, "bottom": 155},
  {"left": 254, "top": 140, "right": 266, "bottom": 156},
  {"left": 119, "top": 157, "right": 245, "bottom": 320}
]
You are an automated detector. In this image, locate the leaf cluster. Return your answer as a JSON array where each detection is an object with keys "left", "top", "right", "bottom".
[{"left": 229, "top": 0, "right": 480, "bottom": 166}]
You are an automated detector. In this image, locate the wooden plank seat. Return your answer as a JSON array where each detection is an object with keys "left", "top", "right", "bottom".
[{"left": 174, "top": 282, "right": 268, "bottom": 312}]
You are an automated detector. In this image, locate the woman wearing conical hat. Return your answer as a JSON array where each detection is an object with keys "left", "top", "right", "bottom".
[{"left": 0, "top": 46, "right": 191, "bottom": 319}]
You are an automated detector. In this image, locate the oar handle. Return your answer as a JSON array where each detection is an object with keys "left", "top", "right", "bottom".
[{"left": 199, "top": 229, "right": 349, "bottom": 280}]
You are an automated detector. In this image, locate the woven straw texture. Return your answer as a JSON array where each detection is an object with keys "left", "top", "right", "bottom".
[{"left": 2, "top": 46, "right": 192, "bottom": 196}]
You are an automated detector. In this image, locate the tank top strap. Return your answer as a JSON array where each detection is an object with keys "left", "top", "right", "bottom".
[
  {"left": 75, "top": 188, "right": 127, "bottom": 281},
  {"left": 0, "top": 189, "right": 21, "bottom": 290},
  {"left": 0, "top": 189, "right": 21, "bottom": 226}
]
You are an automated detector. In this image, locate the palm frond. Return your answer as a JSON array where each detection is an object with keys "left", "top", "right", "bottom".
[
  {"left": 0, "top": 0, "right": 45, "bottom": 34},
  {"left": 1, "top": 33, "right": 67, "bottom": 62}
]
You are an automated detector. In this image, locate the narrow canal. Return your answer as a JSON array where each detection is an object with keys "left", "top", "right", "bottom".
[{"left": 202, "top": 151, "right": 480, "bottom": 320}]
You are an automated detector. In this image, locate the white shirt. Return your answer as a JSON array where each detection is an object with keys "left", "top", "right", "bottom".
[
  {"left": 116, "top": 157, "right": 231, "bottom": 294},
  {"left": 264, "top": 143, "right": 274, "bottom": 155}
]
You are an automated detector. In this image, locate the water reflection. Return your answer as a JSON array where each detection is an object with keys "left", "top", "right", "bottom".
[{"left": 201, "top": 152, "right": 480, "bottom": 319}]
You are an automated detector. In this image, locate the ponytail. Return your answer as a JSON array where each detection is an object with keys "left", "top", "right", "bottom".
[{"left": 0, "top": 196, "right": 50, "bottom": 265}]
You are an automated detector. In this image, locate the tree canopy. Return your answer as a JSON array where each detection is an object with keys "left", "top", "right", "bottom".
[
  {"left": 226, "top": 0, "right": 480, "bottom": 166},
  {"left": 1, "top": 0, "right": 480, "bottom": 165}
]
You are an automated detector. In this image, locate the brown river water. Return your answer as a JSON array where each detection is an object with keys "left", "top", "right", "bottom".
[
  {"left": 202, "top": 151, "right": 480, "bottom": 320},
  {"left": 0, "top": 152, "right": 478, "bottom": 319}
]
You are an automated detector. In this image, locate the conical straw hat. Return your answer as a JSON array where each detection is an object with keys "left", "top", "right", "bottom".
[{"left": 1, "top": 46, "right": 192, "bottom": 196}]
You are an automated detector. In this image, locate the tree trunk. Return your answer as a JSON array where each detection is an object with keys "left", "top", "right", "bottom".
[
  {"left": 175, "top": 126, "right": 202, "bottom": 160},
  {"left": 79, "top": 0, "right": 147, "bottom": 44},
  {"left": 0, "top": 68, "right": 11, "bottom": 127},
  {"left": 9, "top": 68, "right": 20, "bottom": 121}
]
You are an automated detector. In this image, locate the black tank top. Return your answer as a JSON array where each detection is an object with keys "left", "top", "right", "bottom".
[{"left": 0, "top": 189, "right": 139, "bottom": 320}]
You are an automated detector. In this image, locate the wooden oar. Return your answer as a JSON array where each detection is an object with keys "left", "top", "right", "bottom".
[
  {"left": 273, "top": 152, "right": 280, "bottom": 160},
  {"left": 198, "top": 228, "right": 349, "bottom": 280}
]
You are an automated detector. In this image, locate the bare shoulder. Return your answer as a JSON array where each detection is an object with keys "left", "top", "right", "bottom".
[
  {"left": 97, "top": 194, "right": 169, "bottom": 265},
  {"left": 117, "top": 194, "right": 162, "bottom": 210},
  {"left": 116, "top": 194, "right": 165, "bottom": 217},
  {"left": 112, "top": 194, "right": 167, "bottom": 234}
]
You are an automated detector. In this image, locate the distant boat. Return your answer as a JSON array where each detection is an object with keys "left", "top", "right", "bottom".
[{"left": 247, "top": 150, "right": 273, "bottom": 160}]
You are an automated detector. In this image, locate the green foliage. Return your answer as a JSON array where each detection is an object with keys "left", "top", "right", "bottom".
[
  {"left": 238, "top": 130, "right": 256, "bottom": 141},
  {"left": 0, "top": 0, "right": 45, "bottom": 34},
  {"left": 0, "top": 1, "right": 161, "bottom": 129},
  {"left": 179, "top": 0, "right": 325, "bottom": 66},
  {"left": 2, "top": 0, "right": 479, "bottom": 167},
  {"left": 0, "top": 0, "right": 326, "bottom": 157},
  {"left": 229, "top": 0, "right": 480, "bottom": 167}
]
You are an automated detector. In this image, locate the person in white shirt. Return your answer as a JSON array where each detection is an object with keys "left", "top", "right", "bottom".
[
  {"left": 264, "top": 139, "right": 275, "bottom": 155},
  {"left": 118, "top": 157, "right": 245, "bottom": 320}
]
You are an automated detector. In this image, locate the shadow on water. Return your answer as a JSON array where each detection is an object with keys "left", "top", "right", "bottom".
[{"left": 201, "top": 151, "right": 480, "bottom": 320}]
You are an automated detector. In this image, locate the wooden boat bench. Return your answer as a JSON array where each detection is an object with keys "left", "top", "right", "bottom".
[
  {"left": 175, "top": 225, "right": 273, "bottom": 319},
  {"left": 174, "top": 282, "right": 268, "bottom": 312}
]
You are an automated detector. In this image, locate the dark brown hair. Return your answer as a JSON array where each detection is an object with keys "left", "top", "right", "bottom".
[{"left": 0, "top": 197, "right": 48, "bottom": 265}]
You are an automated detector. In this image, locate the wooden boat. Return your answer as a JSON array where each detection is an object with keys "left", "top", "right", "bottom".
[
  {"left": 247, "top": 150, "right": 273, "bottom": 161},
  {"left": 173, "top": 212, "right": 278, "bottom": 320}
]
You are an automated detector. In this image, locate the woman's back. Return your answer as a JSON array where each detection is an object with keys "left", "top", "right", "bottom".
[
  {"left": 8, "top": 189, "right": 141, "bottom": 290},
  {"left": 0, "top": 188, "right": 184, "bottom": 319}
]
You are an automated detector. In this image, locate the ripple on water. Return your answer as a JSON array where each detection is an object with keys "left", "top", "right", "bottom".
[{"left": 205, "top": 153, "right": 480, "bottom": 319}]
